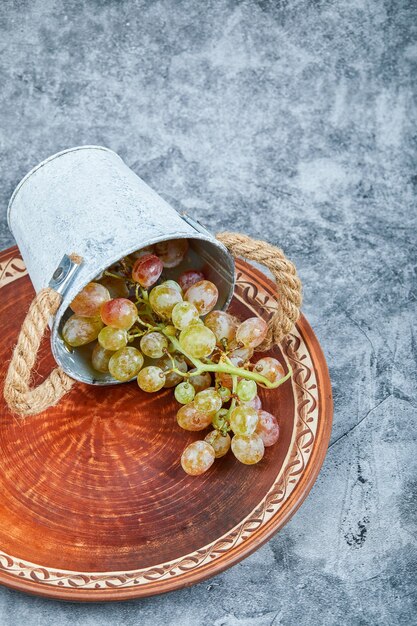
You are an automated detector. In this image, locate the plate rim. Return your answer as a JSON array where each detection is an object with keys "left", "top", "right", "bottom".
[{"left": 0, "top": 246, "right": 333, "bottom": 601}]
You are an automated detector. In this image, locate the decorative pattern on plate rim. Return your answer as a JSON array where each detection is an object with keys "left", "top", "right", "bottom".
[
  {"left": 0, "top": 261, "right": 318, "bottom": 590},
  {"left": 0, "top": 256, "right": 27, "bottom": 290}
]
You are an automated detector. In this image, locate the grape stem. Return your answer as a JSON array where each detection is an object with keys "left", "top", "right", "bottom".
[{"left": 161, "top": 330, "right": 292, "bottom": 390}]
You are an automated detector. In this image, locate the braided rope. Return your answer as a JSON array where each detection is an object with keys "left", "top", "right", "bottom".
[
  {"left": 216, "top": 232, "right": 302, "bottom": 350},
  {"left": 3, "top": 288, "right": 74, "bottom": 416}
]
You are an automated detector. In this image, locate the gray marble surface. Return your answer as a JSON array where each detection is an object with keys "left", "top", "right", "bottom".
[{"left": 0, "top": 1, "right": 416, "bottom": 624}]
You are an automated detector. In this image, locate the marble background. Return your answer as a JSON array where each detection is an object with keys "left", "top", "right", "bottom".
[{"left": 0, "top": 0, "right": 416, "bottom": 624}]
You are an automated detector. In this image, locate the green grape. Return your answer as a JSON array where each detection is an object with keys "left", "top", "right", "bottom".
[
  {"left": 164, "top": 324, "right": 178, "bottom": 336},
  {"left": 140, "top": 331, "right": 168, "bottom": 358},
  {"left": 177, "top": 402, "right": 213, "bottom": 431},
  {"left": 194, "top": 388, "right": 222, "bottom": 415},
  {"left": 108, "top": 347, "right": 144, "bottom": 382},
  {"left": 204, "top": 311, "right": 237, "bottom": 345},
  {"left": 188, "top": 369, "right": 212, "bottom": 392},
  {"left": 149, "top": 285, "right": 182, "bottom": 319},
  {"left": 171, "top": 301, "right": 200, "bottom": 330},
  {"left": 91, "top": 343, "right": 113, "bottom": 373},
  {"left": 212, "top": 408, "right": 229, "bottom": 431},
  {"left": 137, "top": 366, "right": 166, "bottom": 392},
  {"left": 174, "top": 381, "right": 196, "bottom": 404},
  {"left": 235, "top": 317, "right": 268, "bottom": 348},
  {"left": 217, "top": 386, "right": 232, "bottom": 403},
  {"left": 156, "top": 353, "right": 188, "bottom": 387},
  {"left": 162, "top": 280, "right": 183, "bottom": 294},
  {"left": 205, "top": 430, "right": 231, "bottom": 458},
  {"left": 179, "top": 324, "right": 216, "bottom": 359},
  {"left": 98, "top": 326, "right": 128, "bottom": 351},
  {"left": 62, "top": 315, "right": 103, "bottom": 347},
  {"left": 231, "top": 434, "right": 265, "bottom": 465},
  {"left": 181, "top": 440, "right": 215, "bottom": 475},
  {"left": 236, "top": 379, "right": 257, "bottom": 403},
  {"left": 229, "top": 406, "right": 259, "bottom": 436}
]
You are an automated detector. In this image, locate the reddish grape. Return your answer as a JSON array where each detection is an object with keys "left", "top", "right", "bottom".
[
  {"left": 181, "top": 440, "right": 215, "bottom": 476},
  {"left": 98, "top": 275, "right": 129, "bottom": 298},
  {"left": 236, "top": 317, "right": 268, "bottom": 349},
  {"left": 204, "top": 311, "right": 237, "bottom": 345},
  {"left": 132, "top": 253, "right": 163, "bottom": 288},
  {"left": 188, "top": 369, "right": 212, "bottom": 392},
  {"left": 176, "top": 402, "right": 213, "bottom": 431},
  {"left": 241, "top": 395, "right": 262, "bottom": 410},
  {"left": 254, "top": 357, "right": 285, "bottom": 385},
  {"left": 155, "top": 238, "right": 189, "bottom": 268},
  {"left": 256, "top": 410, "right": 280, "bottom": 446},
  {"left": 178, "top": 270, "right": 205, "bottom": 292},
  {"left": 70, "top": 282, "right": 110, "bottom": 317},
  {"left": 100, "top": 298, "right": 138, "bottom": 330},
  {"left": 205, "top": 430, "right": 231, "bottom": 458},
  {"left": 184, "top": 280, "right": 218, "bottom": 315}
]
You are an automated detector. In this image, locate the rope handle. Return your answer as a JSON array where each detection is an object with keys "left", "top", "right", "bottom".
[
  {"left": 3, "top": 233, "right": 302, "bottom": 417},
  {"left": 216, "top": 232, "right": 302, "bottom": 350},
  {"left": 3, "top": 288, "right": 74, "bottom": 416}
]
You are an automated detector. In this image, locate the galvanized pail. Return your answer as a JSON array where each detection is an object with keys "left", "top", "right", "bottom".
[{"left": 7, "top": 146, "right": 235, "bottom": 385}]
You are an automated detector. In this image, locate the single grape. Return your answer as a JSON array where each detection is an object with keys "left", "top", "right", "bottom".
[
  {"left": 212, "top": 408, "right": 229, "bottom": 431},
  {"left": 155, "top": 238, "right": 189, "bottom": 268},
  {"left": 172, "top": 301, "right": 200, "bottom": 330},
  {"left": 181, "top": 440, "right": 215, "bottom": 476},
  {"left": 137, "top": 366, "right": 166, "bottom": 392},
  {"left": 156, "top": 354, "right": 188, "bottom": 387},
  {"left": 235, "top": 317, "right": 268, "bottom": 349},
  {"left": 174, "top": 381, "right": 196, "bottom": 404},
  {"left": 228, "top": 346, "right": 254, "bottom": 367},
  {"left": 188, "top": 369, "right": 212, "bottom": 392},
  {"left": 98, "top": 275, "right": 129, "bottom": 298},
  {"left": 70, "top": 282, "right": 110, "bottom": 317},
  {"left": 62, "top": 315, "right": 103, "bottom": 347},
  {"left": 184, "top": 280, "right": 218, "bottom": 315},
  {"left": 194, "top": 388, "right": 222, "bottom": 415},
  {"left": 229, "top": 406, "right": 259, "bottom": 436},
  {"left": 217, "top": 386, "right": 232, "bottom": 403},
  {"left": 215, "top": 371, "right": 233, "bottom": 390},
  {"left": 205, "top": 430, "right": 231, "bottom": 458},
  {"left": 176, "top": 402, "right": 213, "bottom": 431},
  {"left": 179, "top": 324, "right": 216, "bottom": 358},
  {"left": 100, "top": 298, "right": 138, "bottom": 330},
  {"left": 254, "top": 357, "right": 285, "bottom": 385},
  {"left": 98, "top": 326, "right": 128, "bottom": 351},
  {"left": 162, "top": 280, "right": 183, "bottom": 294},
  {"left": 132, "top": 253, "right": 163, "bottom": 288},
  {"left": 236, "top": 379, "right": 257, "bottom": 403},
  {"left": 256, "top": 410, "right": 280, "bottom": 446},
  {"left": 204, "top": 311, "right": 237, "bottom": 345},
  {"left": 108, "top": 346, "right": 144, "bottom": 381},
  {"left": 149, "top": 285, "right": 182, "bottom": 319},
  {"left": 231, "top": 434, "right": 265, "bottom": 465},
  {"left": 178, "top": 269, "right": 205, "bottom": 292},
  {"left": 91, "top": 343, "right": 113, "bottom": 373},
  {"left": 140, "top": 331, "right": 168, "bottom": 358},
  {"left": 241, "top": 394, "right": 262, "bottom": 410}
]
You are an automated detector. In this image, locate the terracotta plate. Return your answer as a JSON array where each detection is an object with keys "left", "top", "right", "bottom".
[{"left": 0, "top": 246, "right": 332, "bottom": 601}]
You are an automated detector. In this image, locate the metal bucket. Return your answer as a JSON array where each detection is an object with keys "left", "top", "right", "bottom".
[{"left": 7, "top": 146, "right": 235, "bottom": 385}]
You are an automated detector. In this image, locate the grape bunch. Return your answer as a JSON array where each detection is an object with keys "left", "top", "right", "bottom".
[{"left": 61, "top": 238, "right": 291, "bottom": 476}]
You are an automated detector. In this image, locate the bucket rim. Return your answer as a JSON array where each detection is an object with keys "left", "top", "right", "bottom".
[{"left": 7, "top": 145, "right": 119, "bottom": 227}]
